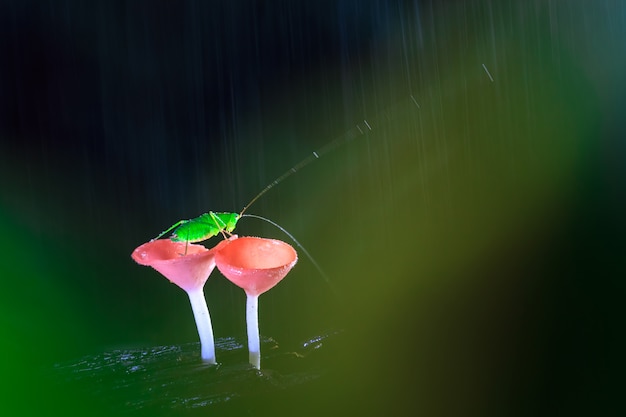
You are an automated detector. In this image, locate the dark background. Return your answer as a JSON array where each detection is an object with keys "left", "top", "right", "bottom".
[{"left": 1, "top": 0, "right": 625, "bottom": 416}]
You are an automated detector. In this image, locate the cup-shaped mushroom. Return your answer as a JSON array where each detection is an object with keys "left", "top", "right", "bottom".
[
  {"left": 215, "top": 237, "right": 297, "bottom": 369},
  {"left": 131, "top": 238, "right": 234, "bottom": 364},
  {"left": 215, "top": 237, "right": 298, "bottom": 296},
  {"left": 132, "top": 238, "right": 231, "bottom": 292}
]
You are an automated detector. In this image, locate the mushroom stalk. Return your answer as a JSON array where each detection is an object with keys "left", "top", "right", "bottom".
[
  {"left": 246, "top": 294, "right": 261, "bottom": 369},
  {"left": 215, "top": 237, "right": 297, "bottom": 370},
  {"left": 187, "top": 288, "right": 216, "bottom": 364}
]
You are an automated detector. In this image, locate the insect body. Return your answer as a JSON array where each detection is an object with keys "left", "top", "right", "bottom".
[{"left": 154, "top": 212, "right": 239, "bottom": 243}]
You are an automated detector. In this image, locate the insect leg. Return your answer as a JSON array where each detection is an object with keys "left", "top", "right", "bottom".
[
  {"left": 184, "top": 226, "right": 190, "bottom": 256},
  {"left": 209, "top": 212, "right": 231, "bottom": 240},
  {"left": 153, "top": 220, "right": 187, "bottom": 241}
]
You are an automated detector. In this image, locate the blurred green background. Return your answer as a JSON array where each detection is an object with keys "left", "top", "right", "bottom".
[{"left": 1, "top": 0, "right": 625, "bottom": 416}]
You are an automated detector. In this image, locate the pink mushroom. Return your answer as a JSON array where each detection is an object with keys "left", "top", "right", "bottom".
[
  {"left": 215, "top": 237, "right": 297, "bottom": 369},
  {"left": 131, "top": 238, "right": 233, "bottom": 364}
]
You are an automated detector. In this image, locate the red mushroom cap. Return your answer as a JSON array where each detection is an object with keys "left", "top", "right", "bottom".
[
  {"left": 131, "top": 238, "right": 232, "bottom": 292},
  {"left": 215, "top": 237, "right": 298, "bottom": 296}
]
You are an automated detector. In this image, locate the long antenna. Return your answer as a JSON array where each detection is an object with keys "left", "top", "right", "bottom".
[
  {"left": 239, "top": 118, "right": 374, "bottom": 217},
  {"left": 234, "top": 97, "right": 418, "bottom": 294},
  {"left": 241, "top": 213, "right": 337, "bottom": 296},
  {"left": 238, "top": 96, "right": 417, "bottom": 216}
]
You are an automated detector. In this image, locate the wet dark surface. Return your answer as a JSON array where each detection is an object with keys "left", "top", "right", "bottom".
[{"left": 52, "top": 331, "right": 341, "bottom": 416}]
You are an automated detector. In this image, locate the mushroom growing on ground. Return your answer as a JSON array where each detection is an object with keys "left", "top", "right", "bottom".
[
  {"left": 131, "top": 238, "right": 232, "bottom": 364},
  {"left": 215, "top": 237, "right": 297, "bottom": 369}
]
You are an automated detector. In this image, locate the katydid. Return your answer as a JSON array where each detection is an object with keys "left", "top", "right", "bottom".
[{"left": 154, "top": 212, "right": 240, "bottom": 243}]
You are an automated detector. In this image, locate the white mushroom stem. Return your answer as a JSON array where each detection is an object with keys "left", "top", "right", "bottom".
[
  {"left": 246, "top": 293, "right": 261, "bottom": 369},
  {"left": 186, "top": 288, "right": 216, "bottom": 364}
]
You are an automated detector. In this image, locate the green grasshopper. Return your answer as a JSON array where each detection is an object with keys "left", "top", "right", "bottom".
[{"left": 154, "top": 212, "right": 240, "bottom": 243}]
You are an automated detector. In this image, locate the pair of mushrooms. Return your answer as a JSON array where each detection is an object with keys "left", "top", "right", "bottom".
[{"left": 131, "top": 236, "right": 297, "bottom": 369}]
